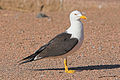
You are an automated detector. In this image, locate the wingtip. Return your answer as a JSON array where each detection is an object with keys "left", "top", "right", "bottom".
[
  {"left": 17, "top": 58, "right": 34, "bottom": 65},
  {"left": 17, "top": 46, "right": 45, "bottom": 65}
]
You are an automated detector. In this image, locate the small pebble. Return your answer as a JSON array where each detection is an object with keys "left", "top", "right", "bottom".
[
  {"left": 36, "top": 13, "right": 49, "bottom": 18},
  {"left": 92, "top": 46, "right": 95, "bottom": 49},
  {"left": 112, "top": 45, "right": 114, "bottom": 49},
  {"left": 98, "top": 46, "right": 102, "bottom": 51},
  {"left": 98, "top": 5, "right": 102, "bottom": 9}
]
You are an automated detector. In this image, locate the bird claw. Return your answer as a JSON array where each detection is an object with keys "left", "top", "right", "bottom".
[{"left": 65, "top": 70, "right": 75, "bottom": 73}]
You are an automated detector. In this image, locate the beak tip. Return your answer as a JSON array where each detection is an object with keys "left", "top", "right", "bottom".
[{"left": 80, "top": 16, "right": 87, "bottom": 20}]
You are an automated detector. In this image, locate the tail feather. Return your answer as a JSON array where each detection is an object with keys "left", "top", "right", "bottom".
[
  {"left": 18, "top": 57, "right": 34, "bottom": 65},
  {"left": 18, "top": 50, "right": 42, "bottom": 65},
  {"left": 18, "top": 44, "right": 48, "bottom": 65},
  {"left": 18, "top": 53, "right": 38, "bottom": 65}
]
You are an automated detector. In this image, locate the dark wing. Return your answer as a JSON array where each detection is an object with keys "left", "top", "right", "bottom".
[
  {"left": 18, "top": 32, "right": 78, "bottom": 65},
  {"left": 35, "top": 32, "right": 78, "bottom": 58},
  {"left": 18, "top": 44, "right": 48, "bottom": 65}
]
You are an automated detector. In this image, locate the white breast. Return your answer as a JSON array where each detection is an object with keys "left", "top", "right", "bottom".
[
  {"left": 66, "top": 21, "right": 84, "bottom": 41},
  {"left": 62, "top": 20, "right": 84, "bottom": 58}
]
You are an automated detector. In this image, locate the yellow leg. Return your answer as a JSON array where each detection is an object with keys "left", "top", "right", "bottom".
[{"left": 64, "top": 58, "right": 75, "bottom": 73}]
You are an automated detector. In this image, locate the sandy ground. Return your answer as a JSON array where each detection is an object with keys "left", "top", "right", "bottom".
[{"left": 0, "top": 1, "right": 120, "bottom": 80}]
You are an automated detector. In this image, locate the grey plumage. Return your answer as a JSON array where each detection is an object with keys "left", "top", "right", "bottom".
[{"left": 18, "top": 32, "right": 78, "bottom": 65}]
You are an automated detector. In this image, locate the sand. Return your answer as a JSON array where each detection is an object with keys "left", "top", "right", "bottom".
[{"left": 0, "top": 0, "right": 120, "bottom": 80}]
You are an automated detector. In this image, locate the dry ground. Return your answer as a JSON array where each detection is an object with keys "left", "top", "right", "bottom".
[{"left": 0, "top": 0, "right": 120, "bottom": 80}]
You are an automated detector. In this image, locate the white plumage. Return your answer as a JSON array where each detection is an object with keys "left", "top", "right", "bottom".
[{"left": 19, "top": 10, "right": 87, "bottom": 73}]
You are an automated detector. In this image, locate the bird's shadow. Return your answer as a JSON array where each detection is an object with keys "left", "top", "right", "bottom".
[{"left": 29, "top": 64, "right": 120, "bottom": 72}]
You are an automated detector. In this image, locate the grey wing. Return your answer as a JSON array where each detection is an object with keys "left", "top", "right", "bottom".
[
  {"left": 35, "top": 32, "right": 78, "bottom": 58},
  {"left": 18, "top": 32, "right": 78, "bottom": 65}
]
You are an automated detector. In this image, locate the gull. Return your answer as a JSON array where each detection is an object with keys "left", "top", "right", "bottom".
[{"left": 18, "top": 10, "right": 87, "bottom": 73}]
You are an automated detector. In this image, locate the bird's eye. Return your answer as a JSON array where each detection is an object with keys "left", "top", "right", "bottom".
[{"left": 74, "top": 14, "right": 77, "bottom": 15}]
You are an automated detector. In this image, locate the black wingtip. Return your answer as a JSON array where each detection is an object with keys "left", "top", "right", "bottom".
[
  {"left": 18, "top": 44, "right": 47, "bottom": 65},
  {"left": 18, "top": 58, "right": 34, "bottom": 65},
  {"left": 17, "top": 54, "right": 36, "bottom": 65}
]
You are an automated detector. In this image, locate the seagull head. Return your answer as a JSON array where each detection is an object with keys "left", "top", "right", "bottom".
[{"left": 70, "top": 10, "right": 87, "bottom": 21}]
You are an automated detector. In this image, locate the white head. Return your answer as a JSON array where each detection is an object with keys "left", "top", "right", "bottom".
[
  {"left": 66, "top": 10, "right": 87, "bottom": 40},
  {"left": 70, "top": 10, "right": 87, "bottom": 22}
]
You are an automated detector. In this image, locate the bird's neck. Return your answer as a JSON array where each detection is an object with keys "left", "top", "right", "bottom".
[{"left": 66, "top": 20, "right": 84, "bottom": 40}]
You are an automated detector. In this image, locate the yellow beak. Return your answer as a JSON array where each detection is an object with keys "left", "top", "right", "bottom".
[{"left": 80, "top": 16, "right": 87, "bottom": 19}]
